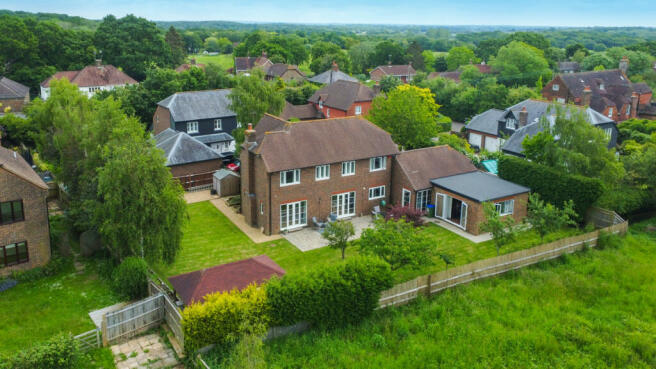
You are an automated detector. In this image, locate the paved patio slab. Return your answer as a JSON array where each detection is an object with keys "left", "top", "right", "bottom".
[
  {"left": 111, "top": 333, "right": 182, "bottom": 369},
  {"left": 283, "top": 216, "right": 375, "bottom": 252}
]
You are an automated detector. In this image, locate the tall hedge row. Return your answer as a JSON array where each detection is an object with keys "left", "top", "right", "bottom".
[
  {"left": 1, "top": 333, "right": 82, "bottom": 369},
  {"left": 498, "top": 155, "right": 603, "bottom": 219},
  {"left": 266, "top": 256, "right": 394, "bottom": 328}
]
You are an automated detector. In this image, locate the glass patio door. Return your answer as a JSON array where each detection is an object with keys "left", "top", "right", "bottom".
[
  {"left": 280, "top": 200, "right": 307, "bottom": 231},
  {"left": 331, "top": 191, "right": 356, "bottom": 218},
  {"left": 460, "top": 202, "right": 468, "bottom": 229}
]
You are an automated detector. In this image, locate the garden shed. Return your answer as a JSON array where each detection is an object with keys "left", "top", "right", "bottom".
[{"left": 213, "top": 169, "right": 240, "bottom": 197}]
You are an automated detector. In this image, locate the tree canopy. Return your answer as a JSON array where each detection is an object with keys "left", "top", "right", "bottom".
[{"left": 490, "top": 41, "right": 552, "bottom": 87}]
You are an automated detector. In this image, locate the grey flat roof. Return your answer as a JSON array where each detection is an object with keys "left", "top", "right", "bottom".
[{"left": 431, "top": 171, "right": 529, "bottom": 202}]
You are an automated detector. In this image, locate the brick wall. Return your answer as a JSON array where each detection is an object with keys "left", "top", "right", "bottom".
[
  {"left": 0, "top": 169, "right": 50, "bottom": 277},
  {"left": 0, "top": 94, "right": 29, "bottom": 113},
  {"left": 541, "top": 76, "right": 572, "bottom": 103},
  {"left": 370, "top": 69, "right": 385, "bottom": 82},
  {"left": 390, "top": 157, "right": 416, "bottom": 206},
  {"left": 153, "top": 106, "right": 172, "bottom": 134},
  {"left": 313, "top": 101, "right": 373, "bottom": 118}
]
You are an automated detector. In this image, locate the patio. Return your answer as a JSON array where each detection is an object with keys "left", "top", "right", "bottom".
[{"left": 283, "top": 216, "right": 376, "bottom": 252}]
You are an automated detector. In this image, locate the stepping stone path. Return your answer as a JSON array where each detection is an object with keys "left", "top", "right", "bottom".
[{"left": 111, "top": 333, "right": 182, "bottom": 369}]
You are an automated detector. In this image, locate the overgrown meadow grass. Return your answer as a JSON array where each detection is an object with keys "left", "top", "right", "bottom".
[{"left": 263, "top": 223, "right": 656, "bottom": 369}]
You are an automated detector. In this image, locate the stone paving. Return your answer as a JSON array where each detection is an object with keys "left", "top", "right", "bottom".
[
  {"left": 283, "top": 215, "right": 375, "bottom": 252},
  {"left": 111, "top": 333, "right": 181, "bottom": 369}
]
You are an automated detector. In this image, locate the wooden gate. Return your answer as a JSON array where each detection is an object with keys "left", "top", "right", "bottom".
[{"left": 102, "top": 294, "right": 165, "bottom": 345}]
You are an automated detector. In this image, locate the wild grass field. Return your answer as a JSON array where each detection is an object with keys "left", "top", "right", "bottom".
[
  {"left": 187, "top": 53, "right": 234, "bottom": 70},
  {"left": 263, "top": 220, "right": 656, "bottom": 369}
]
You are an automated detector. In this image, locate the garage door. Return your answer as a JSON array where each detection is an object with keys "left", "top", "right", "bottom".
[
  {"left": 468, "top": 133, "right": 482, "bottom": 148},
  {"left": 484, "top": 136, "right": 499, "bottom": 152}
]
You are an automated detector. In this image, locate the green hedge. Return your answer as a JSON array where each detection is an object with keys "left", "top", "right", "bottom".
[
  {"left": 498, "top": 155, "right": 603, "bottom": 219},
  {"left": 1, "top": 333, "right": 82, "bottom": 369},
  {"left": 112, "top": 257, "right": 149, "bottom": 300},
  {"left": 266, "top": 256, "right": 393, "bottom": 328}
]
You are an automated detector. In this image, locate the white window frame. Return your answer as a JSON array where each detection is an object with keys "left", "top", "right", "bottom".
[
  {"left": 260, "top": 202, "right": 264, "bottom": 215},
  {"left": 369, "top": 156, "right": 386, "bottom": 172},
  {"left": 556, "top": 97, "right": 566, "bottom": 104},
  {"left": 552, "top": 84, "right": 559, "bottom": 91},
  {"left": 608, "top": 107, "right": 613, "bottom": 118},
  {"left": 315, "top": 165, "right": 330, "bottom": 181},
  {"left": 505, "top": 118, "right": 516, "bottom": 130},
  {"left": 331, "top": 191, "right": 356, "bottom": 218},
  {"left": 495, "top": 199, "right": 514, "bottom": 216},
  {"left": 280, "top": 200, "right": 307, "bottom": 231},
  {"left": 402, "top": 189, "right": 411, "bottom": 207},
  {"left": 187, "top": 121, "right": 199, "bottom": 134},
  {"left": 355, "top": 105, "right": 362, "bottom": 115},
  {"left": 416, "top": 189, "right": 430, "bottom": 212},
  {"left": 280, "top": 169, "right": 300, "bottom": 186},
  {"left": 368, "top": 185, "right": 386, "bottom": 200},
  {"left": 341, "top": 161, "right": 355, "bottom": 176},
  {"left": 626, "top": 104, "right": 631, "bottom": 116},
  {"left": 326, "top": 108, "right": 330, "bottom": 118},
  {"left": 605, "top": 127, "right": 613, "bottom": 140},
  {"left": 214, "top": 119, "right": 222, "bottom": 131},
  {"left": 318, "top": 100, "right": 323, "bottom": 109}
]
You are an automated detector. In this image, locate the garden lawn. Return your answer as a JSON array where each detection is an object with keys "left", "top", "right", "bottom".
[
  {"left": 153, "top": 201, "right": 344, "bottom": 278},
  {"left": 263, "top": 220, "right": 656, "bottom": 369},
  {"left": 0, "top": 263, "right": 119, "bottom": 356},
  {"left": 187, "top": 53, "right": 233, "bottom": 70}
]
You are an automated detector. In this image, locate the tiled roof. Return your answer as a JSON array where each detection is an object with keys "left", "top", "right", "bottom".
[
  {"left": 168, "top": 255, "right": 285, "bottom": 306},
  {"left": 253, "top": 116, "right": 399, "bottom": 173},
  {"left": 431, "top": 171, "right": 529, "bottom": 203},
  {"left": 395, "top": 146, "right": 477, "bottom": 191},
  {"left": 558, "top": 62, "right": 580, "bottom": 72},
  {"left": 280, "top": 102, "right": 320, "bottom": 121},
  {"left": 41, "top": 64, "right": 137, "bottom": 88},
  {"left": 235, "top": 55, "right": 272, "bottom": 72},
  {"left": 175, "top": 63, "right": 206, "bottom": 73},
  {"left": 371, "top": 64, "right": 417, "bottom": 77},
  {"left": 265, "top": 64, "right": 305, "bottom": 78},
  {"left": 252, "top": 114, "right": 288, "bottom": 145},
  {"left": 0, "top": 77, "right": 29, "bottom": 99},
  {"left": 308, "top": 80, "right": 376, "bottom": 111},
  {"left": 154, "top": 128, "right": 221, "bottom": 166},
  {"left": 308, "top": 68, "right": 358, "bottom": 84},
  {"left": 0, "top": 146, "right": 48, "bottom": 189},
  {"left": 157, "top": 89, "right": 235, "bottom": 122},
  {"left": 465, "top": 109, "right": 505, "bottom": 135}
]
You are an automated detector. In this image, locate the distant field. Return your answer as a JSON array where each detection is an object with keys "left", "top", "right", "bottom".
[
  {"left": 263, "top": 220, "right": 656, "bottom": 369},
  {"left": 188, "top": 53, "right": 234, "bottom": 70}
]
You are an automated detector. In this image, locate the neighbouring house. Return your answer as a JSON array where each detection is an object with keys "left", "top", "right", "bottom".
[
  {"left": 308, "top": 62, "right": 358, "bottom": 84},
  {"left": 154, "top": 128, "right": 222, "bottom": 190},
  {"left": 308, "top": 80, "right": 376, "bottom": 118},
  {"left": 40, "top": 59, "right": 137, "bottom": 99},
  {"left": 169, "top": 255, "right": 285, "bottom": 306},
  {"left": 175, "top": 58, "right": 206, "bottom": 73},
  {"left": 213, "top": 169, "right": 240, "bottom": 197},
  {"left": 0, "top": 77, "right": 30, "bottom": 112},
  {"left": 153, "top": 89, "right": 237, "bottom": 155},
  {"left": 427, "top": 62, "right": 493, "bottom": 83},
  {"left": 541, "top": 57, "right": 653, "bottom": 121},
  {"left": 0, "top": 146, "right": 50, "bottom": 277},
  {"left": 391, "top": 145, "right": 478, "bottom": 212},
  {"left": 558, "top": 61, "right": 581, "bottom": 74},
  {"left": 233, "top": 51, "right": 273, "bottom": 75},
  {"left": 465, "top": 99, "right": 618, "bottom": 154},
  {"left": 370, "top": 63, "right": 416, "bottom": 83},
  {"left": 280, "top": 101, "right": 321, "bottom": 121},
  {"left": 241, "top": 116, "right": 399, "bottom": 235},
  {"left": 431, "top": 171, "right": 529, "bottom": 235},
  {"left": 264, "top": 63, "right": 306, "bottom": 82}
]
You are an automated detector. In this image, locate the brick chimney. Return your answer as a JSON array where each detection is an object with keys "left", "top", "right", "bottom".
[
  {"left": 582, "top": 85, "right": 592, "bottom": 106},
  {"left": 519, "top": 107, "right": 528, "bottom": 127},
  {"left": 619, "top": 56, "right": 629, "bottom": 75},
  {"left": 331, "top": 61, "right": 339, "bottom": 71},
  {"left": 244, "top": 123, "right": 256, "bottom": 143},
  {"left": 631, "top": 92, "right": 639, "bottom": 119},
  {"left": 373, "top": 82, "right": 381, "bottom": 95}
]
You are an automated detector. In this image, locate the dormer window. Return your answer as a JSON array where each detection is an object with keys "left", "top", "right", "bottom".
[
  {"left": 599, "top": 83, "right": 605, "bottom": 90},
  {"left": 552, "top": 84, "right": 559, "bottom": 91},
  {"left": 505, "top": 118, "right": 516, "bottom": 130},
  {"left": 319, "top": 100, "right": 323, "bottom": 109},
  {"left": 214, "top": 119, "right": 222, "bottom": 131},
  {"left": 187, "top": 121, "right": 199, "bottom": 134},
  {"left": 608, "top": 107, "right": 614, "bottom": 118}
]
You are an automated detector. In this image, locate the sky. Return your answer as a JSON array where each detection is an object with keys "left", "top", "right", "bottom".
[{"left": 3, "top": 0, "right": 656, "bottom": 27}]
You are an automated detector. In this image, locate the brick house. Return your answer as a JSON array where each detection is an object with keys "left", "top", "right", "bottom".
[
  {"left": 234, "top": 52, "right": 273, "bottom": 75},
  {"left": 427, "top": 62, "right": 492, "bottom": 83},
  {"left": 240, "top": 115, "right": 399, "bottom": 235},
  {"left": 391, "top": 146, "right": 478, "bottom": 212},
  {"left": 0, "top": 77, "right": 30, "bottom": 113},
  {"left": 307, "top": 80, "right": 376, "bottom": 118},
  {"left": 154, "top": 128, "right": 223, "bottom": 190},
  {"left": 370, "top": 63, "right": 416, "bottom": 83},
  {"left": 153, "top": 89, "right": 237, "bottom": 156},
  {"left": 465, "top": 99, "right": 618, "bottom": 154},
  {"left": 431, "top": 171, "right": 529, "bottom": 235},
  {"left": 0, "top": 146, "right": 50, "bottom": 277},
  {"left": 175, "top": 59, "right": 206, "bottom": 73},
  {"left": 541, "top": 57, "right": 653, "bottom": 122},
  {"left": 264, "top": 64, "right": 306, "bottom": 82},
  {"left": 40, "top": 59, "right": 137, "bottom": 99},
  {"left": 280, "top": 101, "right": 321, "bottom": 121}
]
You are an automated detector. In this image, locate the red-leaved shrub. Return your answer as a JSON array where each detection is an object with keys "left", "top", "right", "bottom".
[{"left": 385, "top": 205, "right": 425, "bottom": 227}]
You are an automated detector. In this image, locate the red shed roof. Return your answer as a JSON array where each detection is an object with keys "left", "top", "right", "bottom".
[{"left": 168, "top": 255, "right": 285, "bottom": 306}]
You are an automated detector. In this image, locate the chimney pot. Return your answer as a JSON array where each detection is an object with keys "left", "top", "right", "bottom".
[
  {"left": 582, "top": 85, "right": 592, "bottom": 106},
  {"left": 630, "top": 92, "right": 639, "bottom": 119},
  {"left": 619, "top": 56, "right": 629, "bottom": 75},
  {"left": 331, "top": 61, "right": 338, "bottom": 71},
  {"left": 244, "top": 123, "right": 256, "bottom": 143},
  {"left": 519, "top": 107, "right": 528, "bottom": 127}
]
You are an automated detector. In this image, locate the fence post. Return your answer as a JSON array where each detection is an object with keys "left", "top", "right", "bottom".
[
  {"left": 425, "top": 274, "right": 432, "bottom": 297},
  {"left": 96, "top": 329, "right": 100, "bottom": 348},
  {"left": 101, "top": 315, "right": 108, "bottom": 347}
]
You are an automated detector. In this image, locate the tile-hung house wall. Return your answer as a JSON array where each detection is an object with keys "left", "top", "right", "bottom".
[
  {"left": 241, "top": 116, "right": 399, "bottom": 235},
  {"left": 0, "top": 148, "right": 51, "bottom": 277}
]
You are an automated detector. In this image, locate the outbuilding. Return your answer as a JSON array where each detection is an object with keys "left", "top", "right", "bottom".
[{"left": 213, "top": 169, "right": 240, "bottom": 197}]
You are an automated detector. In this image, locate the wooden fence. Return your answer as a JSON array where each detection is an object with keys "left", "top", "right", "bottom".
[
  {"left": 74, "top": 328, "right": 101, "bottom": 352},
  {"left": 102, "top": 294, "right": 165, "bottom": 345},
  {"left": 378, "top": 221, "right": 628, "bottom": 308},
  {"left": 150, "top": 281, "right": 185, "bottom": 349},
  {"left": 176, "top": 171, "right": 215, "bottom": 191}
]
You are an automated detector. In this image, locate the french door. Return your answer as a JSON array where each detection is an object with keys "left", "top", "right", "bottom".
[
  {"left": 435, "top": 192, "right": 468, "bottom": 230},
  {"left": 280, "top": 200, "right": 307, "bottom": 231},
  {"left": 331, "top": 191, "right": 356, "bottom": 218}
]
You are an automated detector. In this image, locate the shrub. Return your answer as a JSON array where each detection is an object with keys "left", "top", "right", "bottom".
[
  {"left": 1, "top": 333, "right": 82, "bottom": 369},
  {"left": 266, "top": 256, "right": 393, "bottom": 328},
  {"left": 112, "top": 257, "right": 149, "bottom": 300},
  {"left": 498, "top": 155, "right": 603, "bottom": 220},
  {"left": 182, "top": 284, "right": 270, "bottom": 353},
  {"left": 11, "top": 253, "right": 72, "bottom": 283},
  {"left": 385, "top": 205, "right": 425, "bottom": 227}
]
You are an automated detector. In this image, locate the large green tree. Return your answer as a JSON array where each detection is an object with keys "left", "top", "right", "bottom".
[
  {"left": 229, "top": 70, "right": 285, "bottom": 129},
  {"left": 368, "top": 84, "right": 441, "bottom": 149},
  {"left": 446, "top": 46, "right": 479, "bottom": 71},
  {"left": 165, "top": 26, "right": 186, "bottom": 66},
  {"left": 490, "top": 41, "right": 552, "bottom": 87}
]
